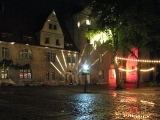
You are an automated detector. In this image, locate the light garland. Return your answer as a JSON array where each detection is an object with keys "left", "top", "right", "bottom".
[
  {"left": 140, "top": 67, "right": 154, "bottom": 72},
  {"left": 119, "top": 67, "right": 154, "bottom": 72},
  {"left": 119, "top": 68, "right": 137, "bottom": 72},
  {"left": 116, "top": 56, "right": 160, "bottom": 63}
]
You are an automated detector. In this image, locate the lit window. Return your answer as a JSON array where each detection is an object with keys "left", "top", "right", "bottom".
[
  {"left": 1, "top": 69, "right": 8, "bottom": 79},
  {"left": 19, "top": 69, "right": 31, "bottom": 79},
  {"left": 86, "top": 19, "right": 91, "bottom": 25},
  {"left": 2, "top": 47, "right": 8, "bottom": 58},
  {"left": 20, "top": 49, "right": 32, "bottom": 60},
  {"left": 67, "top": 54, "right": 71, "bottom": 63},
  {"left": 72, "top": 54, "right": 76, "bottom": 63},
  {"left": 77, "top": 21, "right": 80, "bottom": 27}
]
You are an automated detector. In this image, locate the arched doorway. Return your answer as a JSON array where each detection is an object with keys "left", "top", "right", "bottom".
[{"left": 66, "top": 70, "right": 75, "bottom": 85}]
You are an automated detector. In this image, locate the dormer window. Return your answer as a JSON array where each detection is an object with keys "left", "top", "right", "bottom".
[
  {"left": 23, "top": 36, "right": 32, "bottom": 42},
  {"left": 1, "top": 33, "right": 7, "bottom": 40},
  {"left": 66, "top": 43, "right": 73, "bottom": 47},
  {"left": 23, "top": 36, "right": 28, "bottom": 41},
  {"left": 1, "top": 33, "right": 12, "bottom": 41}
]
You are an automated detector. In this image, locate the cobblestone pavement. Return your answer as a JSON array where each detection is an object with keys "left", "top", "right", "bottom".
[{"left": 0, "top": 84, "right": 160, "bottom": 120}]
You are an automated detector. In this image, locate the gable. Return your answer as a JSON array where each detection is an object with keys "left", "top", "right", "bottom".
[{"left": 40, "top": 10, "right": 64, "bottom": 48}]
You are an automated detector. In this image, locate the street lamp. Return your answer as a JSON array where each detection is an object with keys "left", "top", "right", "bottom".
[{"left": 82, "top": 64, "right": 90, "bottom": 93}]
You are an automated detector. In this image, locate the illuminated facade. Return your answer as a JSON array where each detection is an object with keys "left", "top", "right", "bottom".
[
  {"left": 72, "top": 7, "right": 112, "bottom": 84},
  {"left": 71, "top": 7, "right": 151, "bottom": 85},
  {"left": 0, "top": 10, "right": 79, "bottom": 85}
]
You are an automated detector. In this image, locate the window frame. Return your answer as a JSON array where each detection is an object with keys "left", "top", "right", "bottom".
[
  {"left": 20, "top": 49, "right": 32, "bottom": 60},
  {"left": 19, "top": 69, "right": 32, "bottom": 79},
  {"left": 2, "top": 47, "right": 8, "bottom": 59}
]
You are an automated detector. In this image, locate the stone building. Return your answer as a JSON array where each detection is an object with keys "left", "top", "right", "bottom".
[
  {"left": 0, "top": 9, "right": 79, "bottom": 86},
  {"left": 71, "top": 7, "right": 151, "bottom": 85},
  {"left": 72, "top": 7, "right": 113, "bottom": 84}
]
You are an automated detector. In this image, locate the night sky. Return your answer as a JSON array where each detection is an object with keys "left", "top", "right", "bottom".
[
  {"left": 0, "top": 0, "right": 83, "bottom": 33},
  {"left": 1, "top": 0, "right": 83, "bottom": 16}
]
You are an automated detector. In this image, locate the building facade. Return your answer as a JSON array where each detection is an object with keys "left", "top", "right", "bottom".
[
  {"left": 72, "top": 7, "right": 113, "bottom": 84},
  {"left": 0, "top": 10, "right": 79, "bottom": 86},
  {"left": 71, "top": 7, "right": 151, "bottom": 85}
]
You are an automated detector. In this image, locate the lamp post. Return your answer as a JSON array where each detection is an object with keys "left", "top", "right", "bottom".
[{"left": 82, "top": 64, "right": 90, "bottom": 93}]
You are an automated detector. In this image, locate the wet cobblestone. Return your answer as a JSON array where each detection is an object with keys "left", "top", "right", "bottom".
[{"left": 0, "top": 85, "right": 160, "bottom": 120}]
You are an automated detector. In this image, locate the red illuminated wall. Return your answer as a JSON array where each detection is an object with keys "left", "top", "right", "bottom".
[
  {"left": 126, "top": 47, "right": 138, "bottom": 83},
  {"left": 109, "top": 69, "right": 116, "bottom": 86}
]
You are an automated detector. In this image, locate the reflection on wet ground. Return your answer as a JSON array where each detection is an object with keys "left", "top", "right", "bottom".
[{"left": 0, "top": 85, "right": 160, "bottom": 120}]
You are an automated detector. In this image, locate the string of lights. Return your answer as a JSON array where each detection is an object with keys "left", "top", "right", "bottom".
[
  {"left": 116, "top": 56, "right": 160, "bottom": 63},
  {"left": 119, "top": 67, "right": 154, "bottom": 72}
]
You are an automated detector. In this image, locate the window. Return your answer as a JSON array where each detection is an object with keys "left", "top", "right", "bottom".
[
  {"left": 1, "top": 33, "right": 12, "bottom": 41},
  {"left": 67, "top": 54, "right": 76, "bottom": 63},
  {"left": 45, "top": 52, "right": 50, "bottom": 61},
  {"left": 1, "top": 69, "right": 8, "bottom": 79},
  {"left": 20, "top": 49, "right": 32, "bottom": 60},
  {"left": 99, "top": 70, "right": 104, "bottom": 79},
  {"left": 45, "top": 52, "right": 56, "bottom": 62},
  {"left": 2, "top": 47, "right": 8, "bottom": 58},
  {"left": 45, "top": 37, "right": 50, "bottom": 44},
  {"left": 20, "top": 69, "right": 31, "bottom": 79},
  {"left": 53, "top": 25, "right": 57, "bottom": 30},
  {"left": 86, "top": 19, "right": 91, "bottom": 25},
  {"left": 23, "top": 36, "right": 32, "bottom": 42},
  {"left": 49, "top": 23, "right": 52, "bottom": 29},
  {"left": 1, "top": 33, "right": 6, "bottom": 40},
  {"left": 45, "top": 71, "right": 49, "bottom": 80},
  {"left": 48, "top": 23, "right": 57, "bottom": 30},
  {"left": 51, "top": 72, "right": 55, "bottom": 80},
  {"left": 23, "top": 36, "right": 28, "bottom": 41},
  {"left": 51, "top": 52, "right": 56, "bottom": 63},
  {"left": 72, "top": 54, "right": 76, "bottom": 63},
  {"left": 67, "top": 54, "right": 71, "bottom": 63},
  {"left": 99, "top": 54, "right": 103, "bottom": 62},
  {"left": 55, "top": 39, "right": 60, "bottom": 46}
]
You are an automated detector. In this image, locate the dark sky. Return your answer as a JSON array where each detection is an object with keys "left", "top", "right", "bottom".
[
  {"left": 1, "top": 0, "right": 83, "bottom": 17},
  {"left": 0, "top": 0, "right": 83, "bottom": 34}
]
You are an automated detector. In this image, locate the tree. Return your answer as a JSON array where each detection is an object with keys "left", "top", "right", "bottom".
[{"left": 81, "top": 0, "right": 160, "bottom": 88}]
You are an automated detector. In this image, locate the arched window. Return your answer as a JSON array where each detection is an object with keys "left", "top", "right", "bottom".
[{"left": 20, "top": 49, "right": 32, "bottom": 59}]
